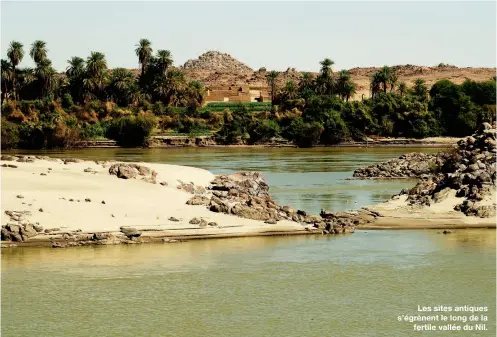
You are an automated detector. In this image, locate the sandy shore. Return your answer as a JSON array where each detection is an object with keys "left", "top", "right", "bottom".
[
  {"left": 1, "top": 157, "right": 311, "bottom": 246},
  {"left": 356, "top": 191, "right": 496, "bottom": 229}
]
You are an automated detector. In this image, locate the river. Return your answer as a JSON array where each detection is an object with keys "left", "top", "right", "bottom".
[{"left": 2, "top": 147, "right": 495, "bottom": 336}]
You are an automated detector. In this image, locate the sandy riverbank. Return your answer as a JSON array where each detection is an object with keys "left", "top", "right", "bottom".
[
  {"left": 1, "top": 157, "right": 314, "bottom": 247},
  {"left": 355, "top": 191, "right": 496, "bottom": 229}
]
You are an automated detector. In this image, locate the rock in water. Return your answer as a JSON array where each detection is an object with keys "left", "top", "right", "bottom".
[{"left": 405, "top": 123, "right": 496, "bottom": 217}]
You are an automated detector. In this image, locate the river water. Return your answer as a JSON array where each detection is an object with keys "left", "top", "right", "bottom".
[{"left": 2, "top": 147, "right": 495, "bottom": 336}]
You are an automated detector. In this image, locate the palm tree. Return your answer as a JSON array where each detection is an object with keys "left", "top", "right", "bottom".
[
  {"left": 266, "top": 70, "right": 279, "bottom": 105},
  {"left": 281, "top": 80, "right": 298, "bottom": 100},
  {"left": 86, "top": 52, "right": 108, "bottom": 97},
  {"left": 156, "top": 50, "right": 173, "bottom": 76},
  {"left": 397, "top": 81, "right": 407, "bottom": 97},
  {"left": 413, "top": 79, "right": 428, "bottom": 101},
  {"left": 317, "top": 58, "right": 335, "bottom": 95},
  {"left": 379, "top": 66, "right": 391, "bottom": 93},
  {"left": 1, "top": 59, "right": 13, "bottom": 102},
  {"left": 135, "top": 38, "right": 153, "bottom": 77},
  {"left": 319, "top": 58, "right": 334, "bottom": 77},
  {"left": 17, "top": 67, "right": 36, "bottom": 99},
  {"left": 66, "top": 56, "right": 85, "bottom": 78},
  {"left": 388, "top": 71, "right": 398, "bottom": 92},
  {"left": 343, "top": 82, "right": 357, "bottom": 102},
  {"left": 66, "top": 57, "right": 86, "bottom": 103},
  {"left": 35, "top": 58, "right": 57, "bottom": 97},
  {"left": 30, "top": 40, "right": 48, "bottom": 65},
  {"left": 299, "top": 72, "right": 314, "bottom": 91},
  {"left": 153, "top": 69, "right": 186, "bottom": 106},
  {"left": 7, "top": 41, "right": 24, "bottom": 100},
  {"left": 186, "top": 81, "right": 206, "bottom": 109},
  {"left": 336, "top": 70, "right": 352, "bottom": 100},
  {"left": 370, "top": 71, "right": 382, "bottom": 99},
  {"left": 108, "top": 68, "right": 137, "bottom": 106}
]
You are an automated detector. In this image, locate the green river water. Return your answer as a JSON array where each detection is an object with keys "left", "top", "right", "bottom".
[{"left": 2, "top": 147, "right": 495, "bottom": 336}]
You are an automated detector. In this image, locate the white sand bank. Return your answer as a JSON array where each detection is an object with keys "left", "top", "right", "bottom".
[
  {"left": 359, "top": 191, "right": 496, "bottom": 228},
  {"left": 1, "top": 158, "right": 306, "bottom": 239}
]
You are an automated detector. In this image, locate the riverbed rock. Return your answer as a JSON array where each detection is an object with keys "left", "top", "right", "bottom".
[
  {"left": 353, "top": 152, "right": 445, "bottom": 179},
  {"left": 108, "top": 163, "right": 157, "bottom": 183},
  {"left": 403, "top": 124, "right": 496, "bottom": 217},
  {"left": 186, "top": 195, "right": 211, "bottom": 206},
  {"left": 189, "top": 217, "right": 201, "bottom": 224},
  {"left": 1, "top": 155, "right": 17, "bottom": 161},
  {"left": 120, "top": 227, "right": 142, "bottom": 238}
]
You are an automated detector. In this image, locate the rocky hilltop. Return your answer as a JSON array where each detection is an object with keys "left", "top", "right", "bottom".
[{"left": 183, "top": 51, "right": 253, "bottom": 73}]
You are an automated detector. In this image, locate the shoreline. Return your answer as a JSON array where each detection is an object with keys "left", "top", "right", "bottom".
[
  {"left": 2, "top": 143, "right": 494, "bottom": 248},
  {"left": 1, "top": 155, "right": 354, "bottom": 248},
  {"left": 21, "top": 136, "right": 458, "bottom": 150}
]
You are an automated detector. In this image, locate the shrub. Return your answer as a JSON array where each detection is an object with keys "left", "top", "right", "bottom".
[
  {"left": 320, "top": 111, "right": 349, "bottom": 144},
  {"left": 1, "top": 119, "right": 20, "bottom": 149},
  {"left": 106, "top": 114, "right": 157, "bottom": 147},
  {"left": 178, "top": 118, "right": 210, "bottom": 135},
  {"left": 248, "top": 119, "right": 280, "bottom": 144},
  {"left": 62, "top": 93, "right": 74, "bottom": 108},
  {"left": 80, "top": 122, "right": 107, "bottom": 140},
  {"left": 18, "top": 124, "right": 45, "bottom": 149},
  {"left": 282, "top": 117, "right": 323, "bottom": 148}
]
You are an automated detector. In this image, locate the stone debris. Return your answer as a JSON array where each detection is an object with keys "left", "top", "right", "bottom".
[
  {"left": 353, "top": 153, "right": 445, "bottom": 179},
  {"left": 401, "top": 123, "right": 496, "bottom": 217}
]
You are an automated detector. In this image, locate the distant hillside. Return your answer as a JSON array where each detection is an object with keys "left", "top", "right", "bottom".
[{"left": 118, "top": 50, "right": 495, "bottom": 101}]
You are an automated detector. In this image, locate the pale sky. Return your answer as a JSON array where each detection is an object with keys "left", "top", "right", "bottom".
[{"left": 1, "top": 1, "right": 496, "bottom": 72}]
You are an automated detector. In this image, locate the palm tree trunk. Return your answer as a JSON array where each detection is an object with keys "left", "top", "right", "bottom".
[{"left": 12, "top": 65, "right": 17, "bottom": 101}]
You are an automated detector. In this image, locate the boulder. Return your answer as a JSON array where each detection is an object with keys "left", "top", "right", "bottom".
[
  {"left": 1, "top": 155, "right": 17, "bottom": 161},
  {"left": 120, "top": 227, "right": 142, "bottom": 238},
  {"left": 186, "top": 195, "right": 211, "bottom": 206},
  {"left": 189, "top": 217, "right": 201, "bottom": 224}
]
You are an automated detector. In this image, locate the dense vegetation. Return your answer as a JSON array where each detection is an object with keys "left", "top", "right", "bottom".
[{"left": 1, "top": 40, "right": 495, "bottom": 149}]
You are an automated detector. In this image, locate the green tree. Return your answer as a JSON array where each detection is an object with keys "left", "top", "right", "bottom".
[
  {"left": 155, "top": 49, "right": 173, "bottom": 76},
  {"left": 397, "top": 81, "right": 407, "bottom": 97},
  {"left": 7, "top": 41, "right": 24, "bottom": 100},
  {"left": 412, "top": 78, "right": 428, "bottom": 102},
  {"left": 135, "top": 38, "right": 153, "bottom": 77},
  {"left": 29, "top": 40, "right": 48, "bottom": 65},
  {"left": 1, "top": 59, "right": 13, "bottom": 102},
  {"left": 316, "top": 58, "right": 335, "bottom": 95},
  {"left": 320, "top": 110, "right": 349, "bottom": 144},
  {"left": 266, "top": 70, "right": 279, "bottom": 105},
  {"left": 107, "top": 68, "right": 139, "bottom": 106},
  {"left": 429, "top": 79, "right": 476, "bottom": 136},
  {"left": 66, "top": 56, "right": 86, "bottom": 103},
  {"left": 85, "top": 52, "right": 108, "bottom": 99}
]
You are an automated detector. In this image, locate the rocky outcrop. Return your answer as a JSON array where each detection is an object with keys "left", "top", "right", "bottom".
[
  {"left": 108, "top": 163, "right": 157, "bottom": 184},
  {"left": 183, "top": 51, "right": 253, "bottom": 73},
  {"left": 2, "top": 210, "right": 44, "bottom": 242},
  {"left": 186, "top": 171, "right": 355, "bottom": 234},
  {"left": 399, "top": 123, "right": 496, "bottom": 217},
  {"left": 353, "top": 152, "right": 445, "bottom": 179}
]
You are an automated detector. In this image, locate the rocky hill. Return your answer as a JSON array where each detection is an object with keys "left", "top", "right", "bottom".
[
  {"left": 123, "top": 51, "right": 495, "bottom": 100},
  {"left": 182, "top": 51, "right": 253, "bottom": 73}
]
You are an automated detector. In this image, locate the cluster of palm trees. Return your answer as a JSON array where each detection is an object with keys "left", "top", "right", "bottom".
[
  {"left": 1, "top": 39, "right": 206, "bottom": 108},
  {"left": 2, "top": 40, "right": 59, "bottom": 102},
  {"left": 368, "top": 65, "right": 431, "bottom": 101},
  {"left": 266, "top": 58, "right": 359, "bottom": 105}
]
